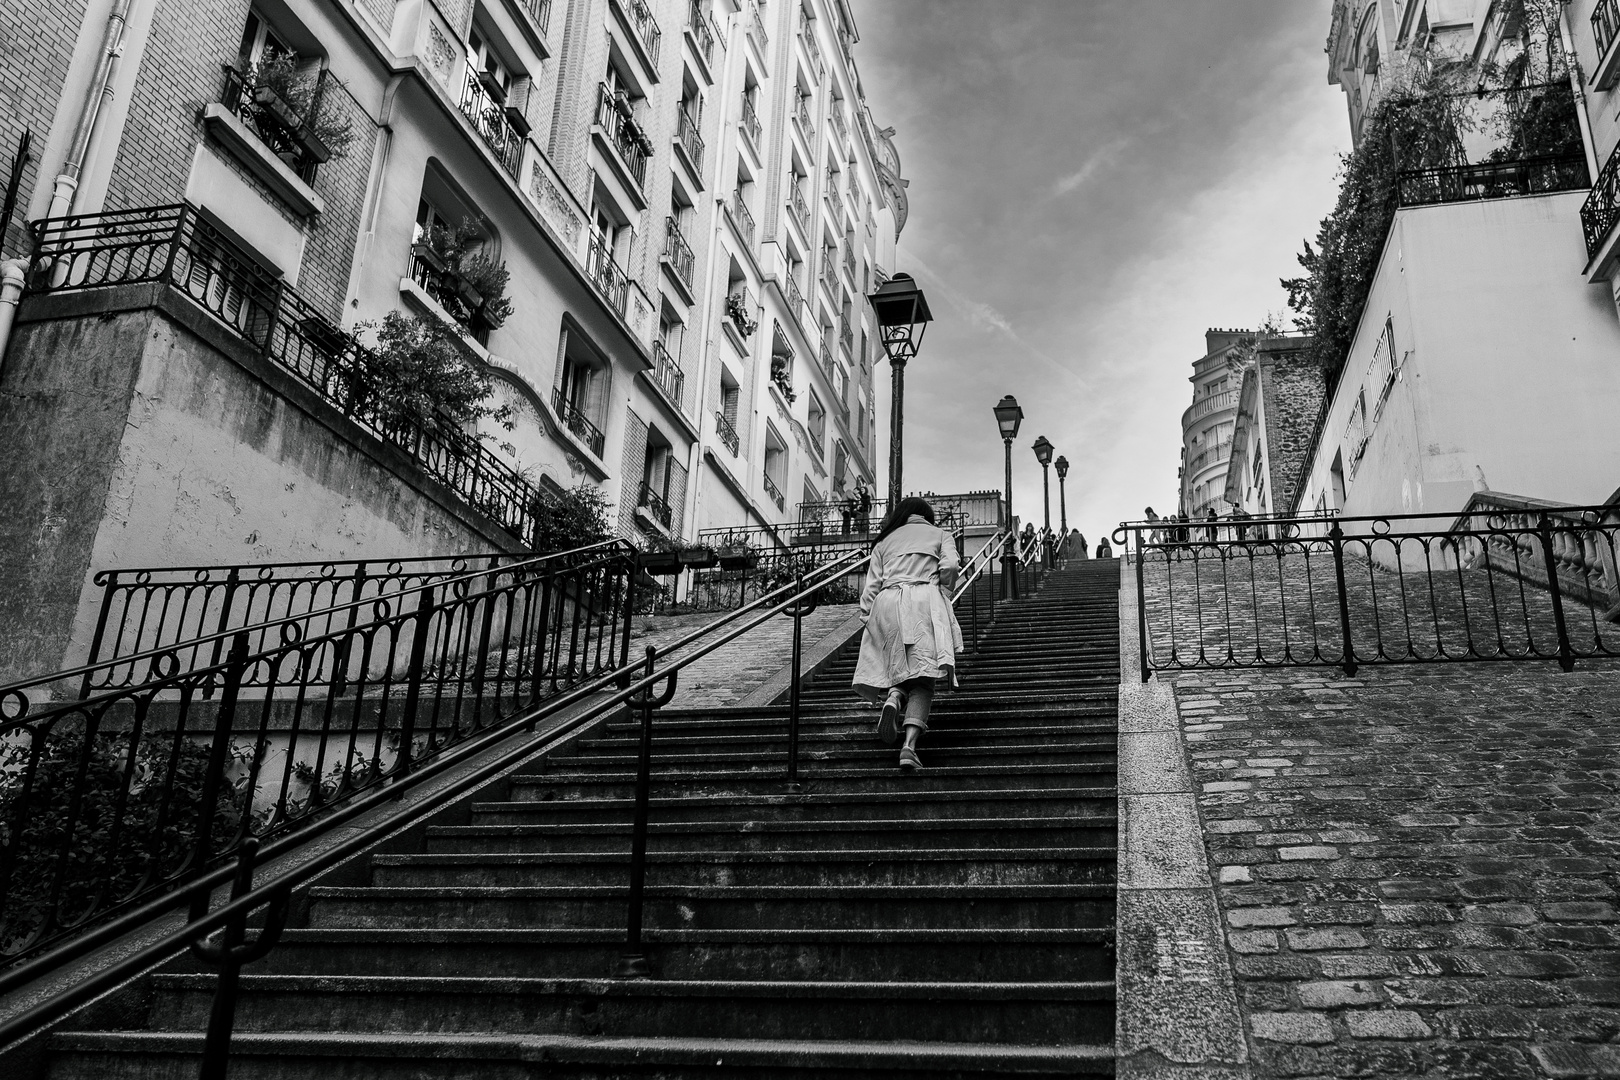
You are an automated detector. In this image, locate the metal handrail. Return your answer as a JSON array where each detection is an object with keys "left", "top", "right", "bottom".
[
  {"left": 1583, "top": 137, "right": 1620, "bottom": 259},
  {"left": 621, "top": 0, "right": 663, "bottom": 64},
  {"left": 714, "top": 410, "right": 740, "bottom": 455}
]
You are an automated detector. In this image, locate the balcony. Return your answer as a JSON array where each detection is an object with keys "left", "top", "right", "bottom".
[
  {"left": 662, "top": 217, "right": 695, "bottom": 292},
  {"left": 586, "top": 230, "right": 630, "bottom": 317},
  {"left": 638, "top": 481, "right": 673, "bottom": 529},
  {"left": 459, "top": 68, "right": 524, "bottom": 181},
  {"left": 783, "top": 266, "right": 806, "bottom": 320},
  {"left": 618, "top": 0, "right": 662, "bottom": 66},
  {"left": 1584, "top": 140, "right": 1620, "bottom": 266},
  {"left": 1181, "top": 389, "right": 1239, "bottom": 429},
  {"left": 1597, "top": 0, "right": 1620, "bottom": 62},
  {"left": 830, "top": 107, "right": 849, "bottom": 153},
  {"left": 715, "top": 410, "right": 740, "bottom": 455},
  {"left": 787, "top": 182, "right": 810, "bottom": 236},
  {"left": 842, "top": 240, "right": 856, "bottom": 283},
  {"left": 1187, "top": 440, "right": 1233, "bottom": 475},
  {"left": 739, "top": 95, "right": 762, "bottom": 156},
  {"left": 799, "top": 24, "right": 824, "bottom": 83},
  {"left": 793, "top": 94, "right": 814, "bottom": 147},
  {"left": 651, "top": 339, "right": 686, "bottom": 410},
  {"left": 838, "top": 312, "right": 853, "bottom": 354},
  {"left": 212, "top": 66, "right": 330, "bottom": 194},
  {"left": 730, "top": 190, "right": 756, "bottom": 250},
  {"left": 687, "top": 0, "right": 717, "bottom": 68},
  {"left": 523, "top": 0, "right": 552, "bottom": 35},
  {"left": 749, "top": 2, "right": 769, "bottom": 52},
  {"left": 595, "top": 83, "right": 650, "bottom": 189},
  {"left": 408, "top": 246, "right": 489, "bottom": 343},
  {"left": 675, "top": 109, "right": 705, "bottom": 181},
  {"left": 763, "top": 471, "right": 785, "bottom": 510},
  {"left": 819, "top": 248, "right": 838, "bottom": 293},
  {"left": 553, "top": 387, "right": 607, "bottom": 458}
]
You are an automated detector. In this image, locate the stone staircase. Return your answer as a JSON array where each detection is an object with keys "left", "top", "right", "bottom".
[{"left": 43, "top": 559, "right": 1122, "bottom": 1078}]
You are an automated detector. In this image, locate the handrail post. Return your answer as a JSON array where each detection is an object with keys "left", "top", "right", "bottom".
[
  {"left": 195, "top": 839, "right": 255, "bottom": 1080},
  {"left": 468, "top": 558, "right": 501, "bottom": 721},
  {"left": 395, "top": 585, "right": 437, "bottom": 779},
  {"left": 1329, "top": 521, "right": 1359, "bottom": 676},
  {"left": 784, "top": 573, "right": 817, "bottom": 790},
  {"left": 188, "top": 630, "right": 251, "bottom": 921},
  {"left": 78, "top": 570, "right": 121, "bottom": 700},
  {"left": 1537, "top": 511, "right": 1575, "bottom": 671},
  {"left": 1134, "top": 530, "right": 1149, "bottom": 683},
  {"left": 618, "top": 646, "right": 676, "bottom": 978},
  {"left": 618, "top": 552, "right": 638, "bottom": 683}
]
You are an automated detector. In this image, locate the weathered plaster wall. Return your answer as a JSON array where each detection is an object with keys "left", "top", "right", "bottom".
[{"left": 0, "top": 289, "right": 523, "bottom": 683}]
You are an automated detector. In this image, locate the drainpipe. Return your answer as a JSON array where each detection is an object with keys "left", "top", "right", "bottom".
[
  {"left": 48, "top": 0, "right": 134, "bottom": 221},
  {"left": 0, "top": 259, "right": 25, "bottom": 376},
  {"left": 1561, "top": 3, "right": 1601, "bottom": 182}
]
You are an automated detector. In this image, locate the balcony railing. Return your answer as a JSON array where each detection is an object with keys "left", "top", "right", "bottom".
[
  {"left": 740, "top": 95, "right": 762, "bottom": 154},
  {"left": 820, "top": 248, "right": 838, "bottom": 291},
  {"left": 787, "top": 182, "right": 811, "bottom": 235},
  {"left": 652, "top": 339, "right": 686, "bottom": 410},
  {"left": 830, "top": 107, "right": 848, "bottom": 153},
  {"left": 24, "top": 203, "right": 544, "bottom": 542},
  {"left": 553, "top": 387, "right": 607, "bottom": 457},
  {"left": 1583, "top": 140, "right": 1620, "bottom": 259},
  {"left": 586, "top": 229, "right": 630, "bottom": 317},
  {"left": 1187, "top": 440, "right": 1233, "bottom": 474},
  {"left": 524, "top": 0, "right": 553, "bottom": 34},
  {"left": 675, "top": 109, "right": 705, "bottom": 175},
  {"left": 842, "top": 239, "right": 856, "bottom": 281},
  {"left": 663, "top": 216, "right": 695, "bottom": 289},
  {"left": 783, "top": 266, "right": 806, "bottom": 319},
  {"left": 1597, "top": 0, "right": 1620, "bottom": 59},
  {"left": 217, "top": 66, "right": 327, "bottom": 184},
  {"left": 716, "top": 410, "right": 740, "bottom": 455},
  {"left": 595, "top": 83, "right": 649, "bottom": 187},
  {"left": 621, "top": 0, "right": 662, "bottom": 65},
  {"left": 838, "top": 312, "right": 853, "bottom": 353},
  {"left": 794, "top": 94, "right": 814, "bottom": 144},
  {"left": 638, "top": 481, "right": 673, "bottom": 528},
  {"left": 408, "top": 246, "right": 488, "bottom": 343},
  {"left": 749, "top": 1, "right": 769, "bottom": 52},
  {"left": 1182, "top": 389, "right": 1239, "bottom": 428},
  {"left": 687, "top": 0, "right": 716, "bottom": 65},
  {"left": 1399, "top": 154, "right": 1588, "bottom": 208},
  {"left": 730, "top": 190, "right": 756, "bottom": 249},
  {"left": 459, "top": 67, "right": 524, "bottom": 180},
  {"left": 763, "top": 471, "right": 785, "bottom": 510},
  {"left": 800, "top": 25, "right": 824, "bottom": 81}
]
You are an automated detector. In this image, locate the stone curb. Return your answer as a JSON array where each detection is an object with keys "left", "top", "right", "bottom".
[
  {"left": 1115, "top": 557, "right": 1250, "bottom": 1079},
  {"left": 736, "top": 612, "right": 868, "bottom": 708}
]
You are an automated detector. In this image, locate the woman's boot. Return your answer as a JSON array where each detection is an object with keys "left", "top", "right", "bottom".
[{"left": 877, "top": 688, "right": 905, "bottom": 746}]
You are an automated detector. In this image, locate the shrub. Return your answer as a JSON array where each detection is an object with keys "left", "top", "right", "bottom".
[
  {"left": 358, "top": 312, "right": 513, "bottom": 433},
  {"left": 531, "top": 484, "right": 613, "bottom": 553},
  {"left": 247, "top": 52, "right": 355, "bottom": 160}
]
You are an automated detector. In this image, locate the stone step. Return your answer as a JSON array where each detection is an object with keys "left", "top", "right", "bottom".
[
  {"left": 593, "top": 721, "right": 1116, "bottom": 744},
  {"left": 494, "top": 785, "right": 1118, "bottom": 820},
  {"left": 514, "top": 762, "right": 1116, "bottom": 799},
  {"left": 434, "top": 815, "right": 1118, "bottom": 853},
  {"left": 365, "top": 847, "right": 1117, "bottom": 888},
  {"left": 141, "top": 974, "right": 1117, "bottom": 1045},
  {"left": 550, "top": 742, "right": 1115, "bottom": 771},
  {"left": 46, "top": 1031, "right": 1117, "bottom": 1079},
  {"left": 249, "top": 927, "right": 1116, "bottom": 982},
  {"left": 305, "top": 884, "right": 1117, "bottom": 931}
]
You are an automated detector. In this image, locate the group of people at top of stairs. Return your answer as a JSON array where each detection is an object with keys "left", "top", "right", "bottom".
[
  {"left": 851, "top": 496, "right": 1107, "bottom": 771},
  {"left": 1019, "top": 522, "right": 1108, "bottom": 560}
]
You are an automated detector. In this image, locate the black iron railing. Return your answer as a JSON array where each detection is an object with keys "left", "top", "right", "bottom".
[
  {"left": 1398, "top": 153, "right": 1588, "bottom": 207},
  {"left": 458, "top": 68, "right": 523, "bottom": 180},
  {"left": 216, "top": 66, "right": 329, "bottom": 185},
  {"left": 1583, "top": 139, "right": 1620, "bottom": 259},
  {"left": 763, "top": 471, "right": 785, "bottom": 509},
  {"left": 0, "top": 542, "right": 637, "bottom": 966},
  {"left": 524, "top": 0, "right": 552, "bottom": 33},
  {"left": 793, "top": 93, "right": 814, "bottom": 145},
  {"left": 748, "top": 0, "right": 768, "bottom": 52},
  {"left": 1113, "top": 506, "right": 1620, "bottom": 681},
  {"left": 650, "top": 339, "right": 686, "bottom": 409},
  {"left": 594, "top": 83, "right": 649, "bottom": 188},
  {"left": 662, "top": 216, "right": 694, "bottom": 288},
  {"left": 1597, "top": 0, "right": 1620, "bottom": 59},
  {"left": 740, "top": 95, "right": 762, "bottom": 154},
  {"left": 730, "top": 189, "right": 756, "bottom": 248},
  {"left": 620, "top": 0, "right": 662, "bottom": 64},
  {"left": 674, "top": 110, "right": 704, "bottom": 176},
  {"left": 788, "top": 180, "right": 811, "bottom": 235},
  {"left": 687, "top": 0, "right": 716, "bottom": 65},
  {"left": 638, "top": 481, "right": 673, "bottom": 528},
  {"left": 25, "top": 204, "right": 541, "bottom": 544},
  {"left": 407, "top": 245, "right": 487, "bottom": 341},
  {"left": 715, "top": 410, "right": 740, "bottom": 455},
  {"left": 585, "top": 228, "right": 629, "bottom": 317},
  {"left": 552, "top": 386, "right": 607, "bottom": 457}
]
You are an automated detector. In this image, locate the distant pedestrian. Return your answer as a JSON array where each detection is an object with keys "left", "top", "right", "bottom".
[
  {"left": 1232, "top": 506, "right": 1252, "bottom": 541},
  {"left": 1144, "top": 507, "right": 1160, "bottom": 546},
  {"left": 852, "top": 498, "right": 964, "bottom": 772},
  {"left": 853, "top": 477, "right": 873, "bottom": 533},
  {"left": 1070, "top": 529, "right": 1088, "bottom": 559},
  {"left": 1204, "top": 508, "right": 1219, "bottom": 544},
  {"left": 1095, "top": 536, "right": 1113, "bottom": 559}
]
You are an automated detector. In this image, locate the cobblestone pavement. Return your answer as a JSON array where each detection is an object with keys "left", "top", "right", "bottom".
[
  {"left": 625, "top": 604, "right": 861, "bottom": 709},
  {"left": 1166, "top": 662, "right": 1620, "bottom": 1078}
]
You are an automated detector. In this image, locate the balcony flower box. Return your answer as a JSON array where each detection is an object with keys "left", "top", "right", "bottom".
[
  {"left": 411, "top": 241, "right": 447, "bottom": 273},
  {"left": 476, "top": 69, "right": 508, "bottom": 105},
  {"left": 295, "top": 124, "right": 333, "bottom": 164},
  {"left": 454, "top": 276, "right": 485, "bottom": 311},
  {"left": 638, "top": 549, "right": 683, "bottom": 574},
  {"left": 678, "top": 545, "right": 719, "bottom": 570},
  {"left": 504, "top": 105, "right": 532, "bottom": 138},
  {"left": 717, "top": 551, "right": 757, "bottom": 571},
  {"left": 251, "top": 85, "right": 302, "bottom": 133},
  {"left": 614, "top": 89, "right": 634, "bottom": 118}
]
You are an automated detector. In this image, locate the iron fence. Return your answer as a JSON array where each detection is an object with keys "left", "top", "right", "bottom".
[
  {"left": 1583, "top": 137, "right": 1620, "bottom": 259},
  {"left": 0, "top": 543, "right": 638, "bottom": 965},
  {"left": 1114, "top": 506, "right": 1620, "bottom": 681},
  {"left": 25, "top": 204, "right": 541, "bottom": 545},
  {"left": 457, "top": 67, "right": 523, "bottom": 180},
  {"left": 1398, "top": 153, "right": 1588, "bottom": 207}
]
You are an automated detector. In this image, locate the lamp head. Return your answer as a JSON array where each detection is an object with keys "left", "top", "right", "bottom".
[
  {"left": 867, "top": 272, "right": 933, "bottom": 363},
  {"left": 1031, "top": 435, "right": 1054, "bottom": 467},
  {"left": 993, "top": 395, "right": 1023, "bottom": 440},
  {"left": 1054, "top": 455, "right": 1069, "bottom": 480}
]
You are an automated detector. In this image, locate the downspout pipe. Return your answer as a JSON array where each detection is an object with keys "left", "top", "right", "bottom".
[
  {"left": 0, "top": 259, "right": 26, "bottom": 377},
  {"left": 48, "top": 0, "right": 134, "bottom": 221},
  {"left": 1561, "top": 3, "right": 1601, "bottom": 183}
]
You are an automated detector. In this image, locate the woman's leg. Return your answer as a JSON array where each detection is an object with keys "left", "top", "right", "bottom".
[{"left": 899, "top": 678, "right": 933, "bottom": 768}]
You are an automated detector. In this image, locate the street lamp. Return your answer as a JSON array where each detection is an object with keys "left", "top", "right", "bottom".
[
  {"left": 993, "top": 395, "right": 1024, "bottom": 598},
  {"left": 1031, "top": 435, "right": 1054, "bottom": 566},
  {"left": 1054, "top": 455, "right": 1069, "bottom": 543},
  {"left": 868, "top": 272, "right": 934, "bottom": 512}
]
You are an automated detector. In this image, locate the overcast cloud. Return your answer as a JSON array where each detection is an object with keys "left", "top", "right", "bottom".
[{"left": 850, "top": 0, "right": 1349, "bottom": 542}]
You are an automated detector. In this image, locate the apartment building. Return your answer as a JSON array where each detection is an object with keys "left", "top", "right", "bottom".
[
  {"left": 1176, "top": 329, "right": 1244, "bottom": 518},
  {"left": 1292, "top": 0, "right": 1620, "bottom": 520},
  {"left": 1221, "top": 334, "right": 1323, "bottom": 520}
]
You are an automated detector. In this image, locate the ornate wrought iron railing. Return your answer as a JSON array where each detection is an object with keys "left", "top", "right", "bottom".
[
  {"left": 0, "top": 542, "right": 637, "bottom": 965},
  {"left": 783, "top": 263, "right": 807, "bottom": 320},
  {"left": 1398, "top": 153, "right": 1588, "bottom": 208},
  {"left": 650, "top": 339, "right": 686, "bottom": 410},
  {"left": 739, "top": 94, "right": 762, "bottom": 154},
  {"left": 552, "top": 386, "right": 607, "bottom": 457},
  {"left": 638, "top": 481, "right": 674, "bottom": 529},
  {"left": 748, "top": 1, "right": 769, "bottom": 52},
  {"left": 763, "top": 471, "right": 785, "bottom": 510},
  {"left": 820, "top": 245, "right": 839, "bottom": 291},
  {"left": 674, "top": 110, "right": 704, "bottom": 176},
  {"left": 787, "top": 180, "right": 811, "bottom": 235},
  {"left": 793, "top": 93, "right": 814, "bottom": 146},
  {"left": 1596, "top": 0, "right": 1620, "bottom": 59},
  {"left": 620, "top": 0, "right": 662, "bottom": 64},
  {"left": 524, "top": 0, "right": 552, "bottom": 33},
  {"left": 216, "top": 67, "right": 327, "bottom": 184},
  {"left": 585, "top": 228, "right": 629, "bottom": 317},
  {"left": 662, "top": 216, "right": 695, "bottom": 288},
  {"left": 730, "top": 189, "right": 756, "bottom": 249},
  {"left": 715, "top": 410, "right": 740, "bottom": 455},
  {"left": 1582, "top": 139, "right": 1620, "bottom": 259},
  {"left": 594, "top": 83, "right": 649, "bottom": 187},
  {"left": 458, "top": 67, "right": 523, "bottom": 180},
  {"left": 25, "top": 203, "right": 541, "bottom": 544},
  {"left": 686, "top": 0, "right": 716, "bottom": 65},
  {"left": 407, "top": 245, "right": 486, "bottom": 341},
  {"left": 1113, "top": 507, "right": 1620, "bottom": 681},
  {"left": 799, "top": 18, "right": 824, "bottom": 81}
]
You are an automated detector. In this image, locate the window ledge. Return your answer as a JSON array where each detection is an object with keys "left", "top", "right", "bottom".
[
  {"left": 201, "top": 104, "right": 325, "bottom": 218},
  {"left": 634, "top": 505, "right": 674, "bottom": 539}
]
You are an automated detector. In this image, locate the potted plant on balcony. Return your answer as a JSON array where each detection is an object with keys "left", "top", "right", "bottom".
[
  {"left": 715, "top": 535, "right": 759, "bottom": 571},
  {"left": 725, "top": 292, "right": 758, "bottom": 337},
  {"left": 637, "top": 533, "right": 684, "bottom": 575},
  {"left": 414, "top": 220, "right": 514, "bottom": 333},
  {"left": 678, "top": 544, "right": 719, "bottom": 570},
  {"left": 244, "top": 53, "right": 354, "bottom": 164},
  {"left": 769, "top": 354, "right": 796, "bottom": 403},
  {"left": 356, "top": 311, "right": 514, "bottom": 435}
]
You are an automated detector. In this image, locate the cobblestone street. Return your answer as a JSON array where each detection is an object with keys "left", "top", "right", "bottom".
[{"left": 1165, "top": 661, "right": 1620, "bottom": 1078}]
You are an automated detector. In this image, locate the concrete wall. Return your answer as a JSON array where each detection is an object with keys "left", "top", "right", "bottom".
[
  {"left": 1296, "top": 191, "right": 1620, "bottom": 525},
  {"left": 0, "top": 286, "right": 523, "bottom": 683}
]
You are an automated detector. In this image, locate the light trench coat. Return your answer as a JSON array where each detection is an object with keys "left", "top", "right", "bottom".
[{"left": 851, "top": 519, "right": 965, "bottom": 702}]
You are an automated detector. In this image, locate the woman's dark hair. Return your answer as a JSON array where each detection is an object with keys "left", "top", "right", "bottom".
[{"left": 872, "top": 497, "right": 935, "bottom": 547}]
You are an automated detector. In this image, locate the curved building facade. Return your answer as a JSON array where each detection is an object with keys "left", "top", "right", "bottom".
[{"left": 1177, "top": 329, "right": 1245, "bottom": 517}]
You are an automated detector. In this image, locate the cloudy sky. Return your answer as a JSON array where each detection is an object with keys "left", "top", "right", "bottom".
[{"left": 849, "top": 0, "right": 1350, "bottom": 543}]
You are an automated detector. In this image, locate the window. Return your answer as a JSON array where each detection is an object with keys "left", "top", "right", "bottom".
[
  {"left": 807, "top": 391, "right": 826, "bottom": 454},
  {"left": 1205, "top": 376, "right": 1230, "bottom": 397},
  {"left": 855, "top": 402, "right": 866, "bottom": 447},
  {"left": 238, "top": 10, "right": 293, "bottom": 67},
  {"left": 468, "top": 26, "right": 514, "bottom": 102}
]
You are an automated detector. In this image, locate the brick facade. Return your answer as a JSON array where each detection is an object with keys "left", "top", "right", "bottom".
[{"left": 0, "top": 0, "right": 86, "bottom": 257}]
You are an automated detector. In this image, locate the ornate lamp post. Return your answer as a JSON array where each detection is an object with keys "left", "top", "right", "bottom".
[
  {"left": 1032, "top": 435, "right": 1054, "bottom": 566},
  {"left": 868, "top": 272, "right": 933, "bottom": 512},
  {"left": 993, "top": 395, "right": 1024, "bottom": 598},
  {"left": 1054, "top": 454, "right": 1069, "bottom": 544}
]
